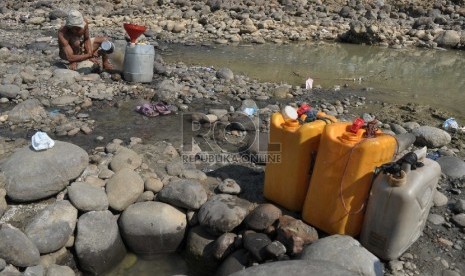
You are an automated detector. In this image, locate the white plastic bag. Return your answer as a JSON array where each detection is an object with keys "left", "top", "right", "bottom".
[
  {"left": 31, "top": 132, "right": 55, "bottom": 151},
  {"left": 305, "top": 78, "right": 313, "bottom": 89},
  {"left": 443, "top": 118, "right": 458, "bottom": 130}
]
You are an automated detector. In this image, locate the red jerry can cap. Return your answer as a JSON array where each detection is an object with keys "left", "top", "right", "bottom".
[
  {"left": 297, "top": 104, "right": 311, "bottom": 117},
  {"left": 349, "top": 117, "right": 365, "bottom": 133}
]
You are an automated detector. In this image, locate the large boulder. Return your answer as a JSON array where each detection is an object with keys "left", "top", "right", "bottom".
[
  {"left": 2, "top": 141, "right": 88, "bottom": 202},
  {"left": 157, "top": 179, "right": 208, "bottom": 210},
  {"left": 106, "top": 167, "right": 144, "bottom": 211},
  {"left": 119, "top": 201, "right": 186, "bottom": 256},
  {"left": 7, "top": 99, "right": 48, "bottom": 123},
  {"left": 25, "top": 200, "right": 78, "bottom": 254},
  {"left": 0, "top": 224, "right": 40, "bottom": 267},
  {"left": 230, "top": 260, "right": 357, "bottom": 276},
  {"left": 300, "top": 235, "right": 383, "bottom": 276},
  {"left": 75, "top": 211, "right": 126, "bottom": 275},
  {"left": 198, "top": 194, "right": 252, "bottom": 235},
  {"left": 412, "top": 126, "right": 451, "bottom": 148}
]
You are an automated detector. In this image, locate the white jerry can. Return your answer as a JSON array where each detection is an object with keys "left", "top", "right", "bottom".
[{"left": 360, "top": 149, "right": 441, "bottom": 260}]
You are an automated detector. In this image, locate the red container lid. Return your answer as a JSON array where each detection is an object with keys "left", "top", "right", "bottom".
[
  {"left": 297, "top": 104, "right": 311, "bottom": 117},
  {"left": 349, "top": 117, "right": 365, "bottom": 133}
]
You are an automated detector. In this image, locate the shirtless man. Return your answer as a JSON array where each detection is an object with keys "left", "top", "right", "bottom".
[{"left": 58, "top": 10, "right": 112, "bottom": 71}]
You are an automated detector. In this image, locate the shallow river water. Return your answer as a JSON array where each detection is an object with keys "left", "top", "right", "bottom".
[{"left": 162, "top": 42, "right": 465, "bottom": 120}]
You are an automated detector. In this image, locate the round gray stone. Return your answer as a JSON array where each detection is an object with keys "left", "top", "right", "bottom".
[
  {"left": 216, "top": 249, "right": 249, "bottom": 276},
  {"left": 245, "top": 203, "right": 282, "bottom": 231},
  {"left": 75, "top": 210, "right": 126, "bottom": 275},
  {"left": 52, "top": 69, "right": 79, "bottom": 85},
  {"left": 412, "top": 126, "right": 451, "bottom": 148},
  {"left": 2, "top": 141, "right": 88, "bottom": 202},
  {"left": 402, "top": 122, "right": 420, "bottom": 131},
  {"left": 0, "top": 84, "right": 21, "bottom": 99},
  {"left": 433, "top": 190, "right": 449, "bottom": 207},
  {"left": 216, "top": 68, "right": 234, "bottom": 80},
  {"left": 46, "top": 264, "right": 75, "bottom": 276},
  {"left": 119, "top": 201, "right": 186, "bottom": 256},
  {"left": 109, "top": 147, "right": 142, "bottom": 172},
  {"left": 184, "top": 225, "right": 220, "bottom": 275},
  {"left": 428, "top": 214, "right": 446, "bottom": 225},
  {"left": 230, "top": 260, "right": 357, "bottom": 276},
  {"left": 198, "top": 194, "right": 252, "bottom": 235},
  {"left": 25, "top": 200, "right": 77, "bottom": 254},
  {"left": 389, "top": 123, "right": 407, "bottom": 134},
  {"left": 452, "top": 199, "right": 465, "bottom": 213},
  {"left": 106, "top": 167, "right": 144, "bottom": 211},
  {"left": 7, "top": 99, "right": 48, "bottom": 124},
  {"left": 0, "top": 224, "right": 40, "bottom": 267},
  {"left": 23, "top": 265, "right": 44, "bottom": 276},
  {"left": 437, "top": 156, "right": 465, "bottom": 179},
  {"left": 158, "top": 179, "right": 208, "bottom": 210},
  {"left": 452, "top": 213, "right": 465, "bottom": 227},
  {"left": 68, "top": 182, "right": 109, "bottom": 212},
  {"left": 212, "top": 233, "right": 237, "bottom": 260},
  {"left": 299, "top": 235, "right": 383, "bottom": 276}
]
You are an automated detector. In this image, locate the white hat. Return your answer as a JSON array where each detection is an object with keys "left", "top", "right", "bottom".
[{"left": 66, "top": 10, "right": 85, "bottom": 29}]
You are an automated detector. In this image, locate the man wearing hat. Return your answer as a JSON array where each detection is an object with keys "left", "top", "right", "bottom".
[{"left": 58, "top": 10, "right": 112, "bottom": 71}]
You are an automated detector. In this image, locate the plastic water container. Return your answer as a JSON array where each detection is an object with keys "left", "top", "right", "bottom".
[
  {"left": 263, "top": 111, "right": 336, "bottom": 211},
  {"left": 123, "top": 44, "right": 154, "bottom": 83},
  {"left": 360, "top": 154, "right": 440, "bottom": 260},
  {"left": 302, "top": 122, "right": 397, "bottom": 236}
]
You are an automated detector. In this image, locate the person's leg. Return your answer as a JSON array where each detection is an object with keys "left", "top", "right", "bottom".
[{"left": 92, "top": 36, "right": 113, "bottom": 70}]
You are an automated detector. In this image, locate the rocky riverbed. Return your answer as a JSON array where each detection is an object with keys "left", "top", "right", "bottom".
[{"left": 0, "top": 0, "right": 465, "bottom": 276}]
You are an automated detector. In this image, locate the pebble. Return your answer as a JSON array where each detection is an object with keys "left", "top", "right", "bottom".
[
  {"left": 433, "top": 191, "right": 449, "bottom": 207},
  {"left": 452, "top": 213, "right": 465, "bottom": 227},
  {"left": 428, "top": 214, "right": 446, "bottom": 225},
  {"left": 438, "top": 237, "right": 454, "bottom": 247},
  {"left": 217, "top": 178, "right": 241, "bottom": 195}
]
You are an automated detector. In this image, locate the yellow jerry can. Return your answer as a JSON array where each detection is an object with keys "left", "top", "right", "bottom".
[
  {"left": 263, "top": 111, "right": 336, "bottom": 211},
  {"left": 302, "top": 122, "right": 397, "bottom": 236}
]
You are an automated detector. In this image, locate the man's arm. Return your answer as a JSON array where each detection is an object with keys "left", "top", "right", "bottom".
[
  {"left": 83, "top": 21, "right": 94, "bottom": 56},
  {"left": 58, "top": 29, "right": 92, "bottom": 63}
]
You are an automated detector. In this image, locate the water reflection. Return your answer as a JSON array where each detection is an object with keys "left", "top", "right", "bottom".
[
  {"left": 162, "top": 42, "right": 465, "bottom": 118},
  {"left": 105, "top": 253, "right": 189, "bottom": 276}
]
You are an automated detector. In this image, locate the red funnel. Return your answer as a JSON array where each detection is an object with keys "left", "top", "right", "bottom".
[{"left": 124, "top": 23, "right": 147, "bottom": 43}]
